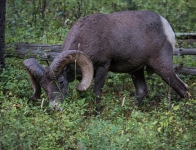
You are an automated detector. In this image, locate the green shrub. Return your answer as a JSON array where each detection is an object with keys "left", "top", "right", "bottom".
[{"left": 1, "top": 56, "right": 196, "bottom": 149}]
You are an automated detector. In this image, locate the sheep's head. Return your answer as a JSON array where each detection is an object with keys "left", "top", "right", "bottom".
[{"left": 23, "top": 50, "right": 94, "bottom": 108}]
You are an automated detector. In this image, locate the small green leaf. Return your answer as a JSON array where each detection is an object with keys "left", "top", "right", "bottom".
[{"left": 173, "top": 105, "right": 180, "bottom": 111}]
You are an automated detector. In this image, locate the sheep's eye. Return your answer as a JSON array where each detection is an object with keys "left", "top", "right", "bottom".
[
  {"left": 57, "top": 77, "right": 64, "bottom": 88},
  {"left": 58, "top": 80, "right": 64, "bottom": 87}
]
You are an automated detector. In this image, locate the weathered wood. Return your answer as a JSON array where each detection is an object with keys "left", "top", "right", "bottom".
[
  {"left": 174, "top": 48, "right": 196, "bottom": 55},
  {"left": 175, "top": 66, "right": 196, "bottom": 76},
  {"left": 5, "top": 42, "right": 196, "bottom": 76},
  {"left": 6, "top": 42, "right": 62, "bottom": 61},
  {"left": 176, "top": 33, "right": 196, "bottom": 39},
  {"left": 5, "top": 43, "right": 196, "bottom": 61},
  {"left": 4, "top": 42, "right": 196, "bottom": 76},
  {"left": 4, "top": 42, "right": 196, "bottom": 64},
  {"left": 176, "top": 33, "right": 196, "bottom": 36}
]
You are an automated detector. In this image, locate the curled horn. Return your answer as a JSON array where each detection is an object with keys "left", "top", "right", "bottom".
[
  {"left": 23, "top": 58, "right": 45, "bottom": 100},
  {"left": 23, "top": 58, "right": 45, "bottom": 81},
  {"left": 49, "top": 50, "right": 94, "bottom": 91}
]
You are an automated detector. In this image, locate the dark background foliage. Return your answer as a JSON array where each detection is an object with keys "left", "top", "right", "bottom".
[{"left": 5, "top": 0, "right": 196, "bottom": 44}]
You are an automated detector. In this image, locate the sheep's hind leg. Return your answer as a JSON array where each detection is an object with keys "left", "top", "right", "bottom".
[
  {"left": 148, "top": 47, "right": 189, "bottom": 99},
  {"left": 131, "top": 68, "right": 148, "bottom": 106}
]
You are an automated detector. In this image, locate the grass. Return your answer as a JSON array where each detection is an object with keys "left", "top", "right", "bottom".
[{"left": 0, "top": 56, "right": 196, "bottom": 149}]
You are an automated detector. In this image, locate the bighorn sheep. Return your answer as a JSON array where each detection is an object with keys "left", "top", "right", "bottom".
[{"left": 24, "top": 10, "right": 189, "bottom": 108}]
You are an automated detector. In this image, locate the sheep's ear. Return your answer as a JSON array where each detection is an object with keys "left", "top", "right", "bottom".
[{"left": 23, "top": 58, "right": 44, "bottom": 101}]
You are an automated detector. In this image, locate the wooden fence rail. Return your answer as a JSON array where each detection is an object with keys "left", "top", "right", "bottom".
[
  {"left": 5, "top": 38, "right": 196, "bottom": 76},
  {"left": 176, "top": 33, "right": 196, "bottom": 39}
]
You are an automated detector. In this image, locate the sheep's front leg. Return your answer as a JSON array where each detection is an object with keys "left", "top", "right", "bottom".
[
  {"left": 93, "top": 64, "right": 110, "bottom": 108},
  {"left": 131, "top": 68, "right": 148, "bottom": 106}
]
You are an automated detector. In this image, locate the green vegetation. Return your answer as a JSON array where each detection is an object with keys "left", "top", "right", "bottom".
[
  {"left": 6, "top": 0, "right": 196, "bottom": 44},
  {"left": 1, "top": 0, "right": 196, "bottom": 149}
]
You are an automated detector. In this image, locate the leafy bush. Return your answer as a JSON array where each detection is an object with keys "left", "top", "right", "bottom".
[{"left": 1, "top": 57, "right": 196, "bottom": 149}]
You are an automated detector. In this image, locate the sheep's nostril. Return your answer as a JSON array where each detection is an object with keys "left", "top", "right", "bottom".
[{"left": 49, "top": 101, "right": 62, "bottom": 111}]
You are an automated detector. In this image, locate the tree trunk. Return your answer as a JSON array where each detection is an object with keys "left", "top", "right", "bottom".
[{"left": 0, "top": 0, "right": 6, "bottom": 73}]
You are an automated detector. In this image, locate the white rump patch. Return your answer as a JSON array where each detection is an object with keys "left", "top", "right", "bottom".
[{"left": 160, "top": 15, "right": 176, "bottom": 50}]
